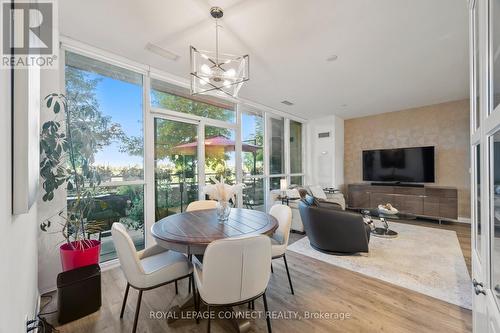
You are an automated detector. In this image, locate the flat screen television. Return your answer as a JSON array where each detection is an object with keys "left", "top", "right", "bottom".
[{"left": 362, "top": 146, "right": 435, "bottom": 183}]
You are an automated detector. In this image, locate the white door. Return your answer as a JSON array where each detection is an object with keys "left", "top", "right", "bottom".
[{"left": 471, "top": 0, "right": 500, "bottom": 331}]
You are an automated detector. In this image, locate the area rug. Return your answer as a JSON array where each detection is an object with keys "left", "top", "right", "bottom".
[{"left": 287, "top": 221, "right": 472, "bottom": 309}]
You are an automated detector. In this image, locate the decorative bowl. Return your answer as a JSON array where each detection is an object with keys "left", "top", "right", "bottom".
[{"left": 378, "top": 205, "right": 399, "bottom": 215}]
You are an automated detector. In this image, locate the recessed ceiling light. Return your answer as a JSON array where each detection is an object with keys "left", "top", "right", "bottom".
[
  {"left": 326, "top": 55, "right": 338, "bottom": 62},
  {"left": 341, "top": 104, "right": 348, "bottom": 107},
  {"left": 281, "top": 100, "right": 294, "bottom": 106}
]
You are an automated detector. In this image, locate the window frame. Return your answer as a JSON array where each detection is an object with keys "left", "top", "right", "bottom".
[
  {"left": 62, "top": 48, "right": 148, "bottom": 266},
  {"left": 60, "top": 37, "right": 308, "bottom": 267}
]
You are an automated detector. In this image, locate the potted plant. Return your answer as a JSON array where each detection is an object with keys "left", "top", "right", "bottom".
[{"left": 40, "top": 93, "right": 105, "bottom": 271}]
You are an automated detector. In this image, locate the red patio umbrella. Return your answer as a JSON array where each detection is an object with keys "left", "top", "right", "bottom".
[{"left": 173, "top": 135, "right": 259, "bottom": 155}]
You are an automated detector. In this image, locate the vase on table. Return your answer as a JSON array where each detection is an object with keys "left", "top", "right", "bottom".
[
  {"left": 203, "top": 177, "right": 244, "bottom": 224},
  {"left": 216, "top": 201, "right": 231, "bottom": 223}
]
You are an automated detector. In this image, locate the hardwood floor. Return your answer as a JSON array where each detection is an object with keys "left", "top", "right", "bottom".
[{"left": 43, "top": 219, "right": 472, "bottom": 333}]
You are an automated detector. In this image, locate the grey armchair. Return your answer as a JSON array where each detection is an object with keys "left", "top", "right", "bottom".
[{"left": 298, "top": 201, "right": 370, "bottom": 254}]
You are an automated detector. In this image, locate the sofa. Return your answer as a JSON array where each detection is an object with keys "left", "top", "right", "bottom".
[
  {"left": 269, "top": 185, "right": 347, "bottom": 233},
  {"left": 307, "top": 185, "right": 346, "bottom": 210},
  {"left": 298, "top": 200, "right": 371, "bottom": 254},
  {"left": 269, "top": 188, "right": 304, "bottom": 232}
]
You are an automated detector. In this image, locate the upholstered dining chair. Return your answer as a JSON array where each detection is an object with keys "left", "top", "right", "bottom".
[
  {"left": 186, "top": 200, "right": 217, "bottom": 212},
  {"left": 185, "top": 199, "right": 217, "bottom": 291},
  {"left": 193, "top": 235, "right": 273, "bottom": 333},
  {"left": 269, "top": 204, "right": 294, "bottom": 295},
  {"left": 111, "top": 223, "right": 194, "bottom": 333}
]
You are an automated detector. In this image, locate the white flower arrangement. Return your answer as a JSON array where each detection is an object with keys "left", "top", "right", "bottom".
[{"left": 203, "top": 177, "right": 245, "bottom": 202}]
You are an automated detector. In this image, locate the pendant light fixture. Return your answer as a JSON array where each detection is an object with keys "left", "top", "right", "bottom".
[{"left": 190, "top": 7, "right": 249, "bottom": 98}]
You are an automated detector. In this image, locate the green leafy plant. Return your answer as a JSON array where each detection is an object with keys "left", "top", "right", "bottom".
[{"left": 40, "top": 93, "right": 106, "bottom": 248}]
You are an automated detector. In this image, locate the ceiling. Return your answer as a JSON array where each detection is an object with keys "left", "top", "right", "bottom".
[{"left": 59, "top": 0, "right": 469, "bottom": 120}]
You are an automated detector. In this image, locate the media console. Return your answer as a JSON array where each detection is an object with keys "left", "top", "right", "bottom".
[{"left": 347, "top": 183, "right": 458, "bottom": 221}]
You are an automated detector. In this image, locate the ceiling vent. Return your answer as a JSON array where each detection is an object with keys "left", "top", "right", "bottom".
[
  {"left": 281, "top": 100, "right": 294, "bottom": 106},
  {"left": 145, "top": 42, "right": 180, "bottom": 61}
]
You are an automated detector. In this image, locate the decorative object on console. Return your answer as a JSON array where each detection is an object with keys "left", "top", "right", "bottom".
[
  {"left": 377, "top": 203, "right": 399, "bottom": 215},
  {"left": 190, "top": 7, "right": 249, "bottom": 98}
]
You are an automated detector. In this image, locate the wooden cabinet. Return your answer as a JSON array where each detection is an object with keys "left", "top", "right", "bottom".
[
  {"left": 423, "top": 196, "right": 440, "bottom": 217},
  {"left": 399, "top": 195, "right": 424, "bottom": 215},
  {"left": 370, "top": 193, "right": 395, "bottom": 208},
  {"left": 347, "top": 184, "right": 370, "bottom": 208},
  {"left": 347, "top": 184, "right": 458, "bottom": 220}
]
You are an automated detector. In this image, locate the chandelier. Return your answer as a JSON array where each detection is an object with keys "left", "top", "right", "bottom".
[{"left": 190, "top": 7, "right": 249, "bottom": 98}]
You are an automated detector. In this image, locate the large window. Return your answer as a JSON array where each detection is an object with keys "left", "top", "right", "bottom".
[
  {"left": 290, "top": 120, "right": 303, "bottom": 174},
  {"left": 65, "top": 51, "right": 145, "bottom": 262},
  {"left": 242, "top": 178, "right": 265, "bottom": 211},
  {"left": 151, "top": 79, "right": 236, "bottom": 122},
  {"left": 241, "top": 108, "right": 265, "bottom": 211},
  {"left": 290, "top": 175, "right": 303, "bottom": 186},
  {"left": 269, "top": 116, "right": 285, "bottom": 175},
  {"left": 62, "top": 47, "right": 306, "bottom": 265},
  {"left": 242, "top": 110, "right": 264, "bottom": 176},
  {"left": 493, "top": 0, "right": 500, "bottom": 113},
  {"left": 205, "top": 125, "right": 236, "bottom": 184}
]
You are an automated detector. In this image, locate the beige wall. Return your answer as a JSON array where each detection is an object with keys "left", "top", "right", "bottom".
[{"left": 344, "top": 99, "right": 470, "bottom": 219}]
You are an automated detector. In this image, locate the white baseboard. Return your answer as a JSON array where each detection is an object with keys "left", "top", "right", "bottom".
[
  {"left": 457, "top": 217, "right": 471, "bottom": 224},
  {"left": 100, "top": 258, "right": 120, "bottom": 271}
]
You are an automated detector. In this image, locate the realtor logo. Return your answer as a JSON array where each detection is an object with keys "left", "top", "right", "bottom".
[{"left": 1, "top": 0, "right": 58, "bottom": 68}]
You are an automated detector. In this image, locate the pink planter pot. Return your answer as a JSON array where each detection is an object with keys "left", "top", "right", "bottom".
[{"left": 60, "top": 240, "right": 101, "bottom": 271}]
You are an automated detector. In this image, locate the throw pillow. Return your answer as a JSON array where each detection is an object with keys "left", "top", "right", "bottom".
[
  {"left": 308, "top": 185, "right": 327, "bottom": 200},
  {"left": 302, "top": 194, "right": 315, "bottom": 206},
  {"left": 286, "top": 188, "right": 300, "bottom": 199}
]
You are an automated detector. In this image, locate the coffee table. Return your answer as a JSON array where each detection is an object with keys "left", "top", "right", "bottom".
[{"left": 360, "top": 208, "right": 417, "bottom": 238}]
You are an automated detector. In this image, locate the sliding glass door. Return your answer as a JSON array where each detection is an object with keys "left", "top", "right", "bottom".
[{"left": 154, "top": 118, "right": 199, "bottom": 220}]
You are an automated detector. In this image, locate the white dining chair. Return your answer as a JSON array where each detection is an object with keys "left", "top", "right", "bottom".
[
  {"left": 185, "top": 199, "right": 217, "bottom": 291},
  {"left": 111, "top": 223, "right": 194, "bottom": 333},
  {"left": 193, "top": 235, "right": 273, "bottom": 332},
  {"left": 186, "top": 200, "right": 217, "bottom": 212},
  {"left": 269, "top": 204, "right": 294, "bottom": 295}
]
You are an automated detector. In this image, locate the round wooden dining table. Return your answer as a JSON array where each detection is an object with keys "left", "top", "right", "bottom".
[
  {"left": 151, "top": 207, "right": 279, "bottom": 255},
  {"left": 151, "top": 208, "right": 279, "bottom": 332}
]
